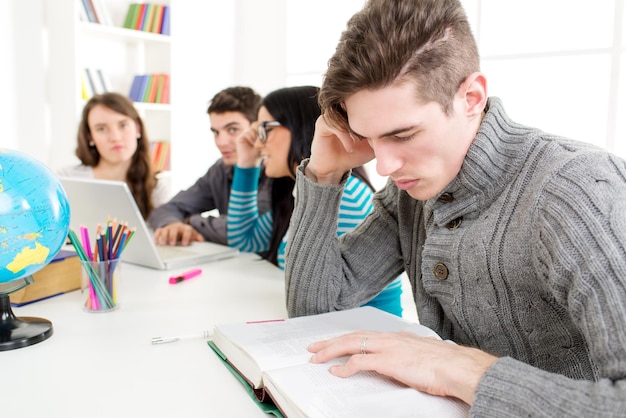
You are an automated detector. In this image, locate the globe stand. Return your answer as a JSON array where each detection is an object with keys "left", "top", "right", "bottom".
[{"left": 0, "top": 276, "right": 53, "bottom": 351}]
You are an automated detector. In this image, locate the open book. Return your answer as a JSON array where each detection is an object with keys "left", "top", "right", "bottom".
[{"left": 209, "top": 306, "right": 470, "bottom": 418}]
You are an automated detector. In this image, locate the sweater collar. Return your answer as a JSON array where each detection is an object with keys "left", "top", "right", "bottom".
[{"left": 426, "top": 97, "right": 536, "bottom": 225}]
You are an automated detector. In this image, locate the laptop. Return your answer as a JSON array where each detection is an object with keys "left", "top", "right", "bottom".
[{"left": 59, "top": 177, "right": 239, "bottom": 270}]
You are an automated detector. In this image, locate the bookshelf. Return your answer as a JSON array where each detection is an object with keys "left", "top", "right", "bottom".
[{"left": 47, "top": 0, "right": 171, "bottom": 175}]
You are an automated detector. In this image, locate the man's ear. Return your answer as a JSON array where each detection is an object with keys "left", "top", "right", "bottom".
[{"left": 459, "top": 72, "right": 487, "bottom": 117}]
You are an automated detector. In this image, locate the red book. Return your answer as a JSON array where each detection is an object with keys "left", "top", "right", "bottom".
[
  {"left": 151, "top": 141, "right": 162, "bottom": 172},
  {"left": 159, "top": 142, "right": 170, "bottom": 171},
  {"left": 134, "top": 3, "right": 147, "bottom": 30},
  {"left": 160, "top": 74, "right": 170, "bottom": 104}
]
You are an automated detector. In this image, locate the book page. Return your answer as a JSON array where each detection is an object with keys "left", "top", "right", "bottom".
[
  {"left": 213, "top": 318, "right": 350, "bottom": 388},
  {"left": 212, "top": 307, "right": 441, "bottom": 389},
  {"left": 264, "top": 358, "right": 469, "bottom": 418}
]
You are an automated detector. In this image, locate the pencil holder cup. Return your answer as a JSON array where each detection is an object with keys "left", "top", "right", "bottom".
[{"left": 80, "top": 259, "right": 121, "bottom": 313}]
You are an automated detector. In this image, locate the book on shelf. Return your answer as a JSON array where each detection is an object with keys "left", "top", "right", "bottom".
[
  {"left": 209, "top": 306, "right": 470, "bottom": 418},
  {"left": 157, "top": 74, "right": 170, "bottom": 103},
  {"left": 9, "top": 250, "right": 82, "bottom": 306},
  {"left": 128, "top": 73, "right": 170, "bottom": 104},
  {"left": 147, "top": 73, "right": 160, "bottom": 103},
  {"left": 123, "top": 3, "right": 141, "bottom": 29},
  {"left": 151, "top": 4, "right": 165, "bottom": 34},
  {"left": 141, "top": 75, "right": 155, "bottom": 102},
  {"left": 161, "top": 5, "right": 170, "bottom": 35},
  {"left": 96, "top": 69, "right": 113, "bottom": 92},
  {"left": 135, "top": 3, "right": 148, "bottom": 30},
  {"left": 150, "top": 140, "right": 170, "bottom": 172},
  {"left": 123, "top": 3, "right": 170, "bottom": 35},
  {"left": 91, "top": 0, "right": 112, "bottom": 25},
  {"left": 82, "top": 68, "right": 113, "bottom": 99},
  {"left": 80, "top": 0, "right": 98, "bottom": 23},
  {"left": 88, "top": 68, "right": 105, "bottom": 94},
  {"left": 81, "top": 76, "right": 89, "bottom": 100},
  {"left": 143, "top": 3, "right": 157, "bottom": 32},
  {"left": 128, "top": 74, "right": 145, "bottom": 102},
  {"left": 82, "top": 69, "right": 95, "bottom": 99},
  {"left": 132, "top": 74, "right": 150, "bottom": 102},
  {"left": 79, "top": 0, "right": 112, "bottom": 25},
  {"left": 154, "top": 74, "right": 165, "bottom": 103},
  {"left": 137, "top": 75, "right": 151, "bottom": 101}
]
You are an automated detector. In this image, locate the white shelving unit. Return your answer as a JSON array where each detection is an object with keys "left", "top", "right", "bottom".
[
  {"left": 46, "top": 0, "right": 171, "bottom": 172},
  {"left": 38, "top": 1, "right": 237, "bottom": 192}
]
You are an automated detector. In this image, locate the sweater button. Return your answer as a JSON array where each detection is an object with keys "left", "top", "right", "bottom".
[
  {"left": 438, "top": 193, "right": 454, "bottom": 203},
  {"left": 446, "top": 217, "right": 463, "bottom": 229},
  {"left": 433, "top": 263, "right": 449, "bottom": 280}
]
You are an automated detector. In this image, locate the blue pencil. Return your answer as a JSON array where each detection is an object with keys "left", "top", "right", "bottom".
[
  {"left": 107, "top": 222, "right": 113, "bottom": 261},
  {"left": 97, "top": 233, "right": 105, "bottom": 262},
  {"left": 115, "top": 231, "right": 128, "bottom": 260}
]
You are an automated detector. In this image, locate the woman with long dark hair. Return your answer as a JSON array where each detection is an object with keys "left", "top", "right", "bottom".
[{"left": 226, "top": 86, "right": 402, "bottom": 316}]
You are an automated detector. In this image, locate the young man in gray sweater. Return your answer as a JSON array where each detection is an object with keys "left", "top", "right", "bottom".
[
  {"left": 149, "top": 86, "right": 272, "bottom": 246},
  {"left": 284, "top": 0, "right": 626, "bottom": 416}
]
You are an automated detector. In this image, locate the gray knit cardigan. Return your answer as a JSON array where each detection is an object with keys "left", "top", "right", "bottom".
[{"left": 285, "top": 97, "right": 626, "bottom": 417}]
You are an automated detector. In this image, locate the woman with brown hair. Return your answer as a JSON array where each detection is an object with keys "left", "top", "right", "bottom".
[{"left": 57, "top": 92, "right": 170, "bottom": 219}]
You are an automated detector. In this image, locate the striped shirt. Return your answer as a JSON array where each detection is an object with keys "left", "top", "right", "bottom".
[{"left": 227, "top": 166, "right": 373, "bottom": 263}]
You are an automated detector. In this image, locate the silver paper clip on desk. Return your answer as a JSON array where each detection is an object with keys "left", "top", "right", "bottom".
[{"left": 151, "top": 330, "right": 211, "bottom": 345}]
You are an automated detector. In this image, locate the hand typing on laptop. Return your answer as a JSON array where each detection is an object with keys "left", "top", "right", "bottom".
[
  {"left": 60, "top": 177, "right": 238, "bottom": 270},
  {"left": 153, "top": 221, "right": 205, "bottom": 246}
]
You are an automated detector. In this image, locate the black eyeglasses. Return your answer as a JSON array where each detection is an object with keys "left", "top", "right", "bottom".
[{"left": 257, "top": 121, "right": 281, "bottom": 143}]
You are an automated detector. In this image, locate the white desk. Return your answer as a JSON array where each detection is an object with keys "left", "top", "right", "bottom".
[{"left": 2, "top": 252, "right": 287, "bottom": 417}]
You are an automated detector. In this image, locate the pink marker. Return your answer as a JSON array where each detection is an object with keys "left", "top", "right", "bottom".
[{"left": 169, "top": 268, "right": 203, "bottom": 284}]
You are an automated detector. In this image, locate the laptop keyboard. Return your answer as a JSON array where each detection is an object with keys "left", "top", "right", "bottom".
[{"left": 157, "top": 245, "right": 199, "bottom": 259}]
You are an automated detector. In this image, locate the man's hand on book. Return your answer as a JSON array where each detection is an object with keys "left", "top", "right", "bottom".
[{"left": 308, "top": 330, "right": 497, "bottom": 406}]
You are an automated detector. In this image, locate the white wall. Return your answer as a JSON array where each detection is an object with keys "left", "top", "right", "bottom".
[
  {"left": 169, "top": 2, "right": 237, "bottom": 191},
  {"left": 2, "top": 1, "right": 47, "bottom": 160},
  {"left": 233, "top": 0, "right": 287, "bottom": 96},
  {"left": 475, "top": 0, "right": 623, "bottom": 150},
  {"left": 1, "top": 1, "right": 17, "bottom": 150}
]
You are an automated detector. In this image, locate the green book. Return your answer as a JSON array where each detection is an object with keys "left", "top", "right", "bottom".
[
  {"left": 208, "top": 341, "right": 284, "bottom": 418},
  {"left": 123, "top": 3, "right": 140, "bottom": 29},
  {"left": 154, "top": 74, "right": 164, "bottom": 103},
  {"left": 141, "top": 74, "right": 154, "bottom": 103}
]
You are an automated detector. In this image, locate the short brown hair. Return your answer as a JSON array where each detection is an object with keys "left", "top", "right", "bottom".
[
  {"left": 207, "top": 86, "right": 262, "bottom": 123},
  {"left": 320, "top": 0, "right": 479, "bottom": 131}
]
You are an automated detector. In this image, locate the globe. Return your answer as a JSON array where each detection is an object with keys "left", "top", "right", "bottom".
[{"left": 0, "top": 148, "right": 71, "bottom": 350}]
